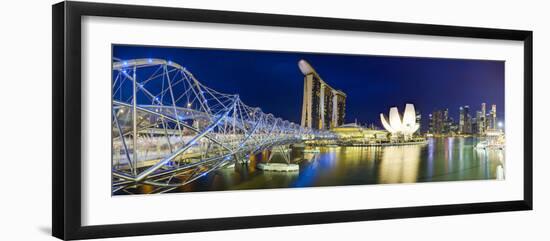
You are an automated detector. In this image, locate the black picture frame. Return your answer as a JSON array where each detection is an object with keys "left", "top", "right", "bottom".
[{"left": 52, "top": 1, "right": 533, "bottom": 240}]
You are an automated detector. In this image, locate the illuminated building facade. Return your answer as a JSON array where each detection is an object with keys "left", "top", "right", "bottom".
[
  {"left": 428, "top": 108, "right": 455, "bottom": 135},
  {"left": 331, "top": 123, "right": 388, "bottom": 144},
  {"left": 299, "top": 60, "right": 347, "bottom": 130},
  {"left": 459, "top": 105, "right": 472, "bottom": 134},
  {"left": 380, "top": 103, "right": 420, "bottom": 139},
  {"left": 477, "top": 103, "right": 487, "bottom": 134},
  {"left": 490, "top": 104, "right": 497, "bottom": 129},
  {"left": 429, "top": 109, "right": 445, "bottom": 134},
  {"left": 428, "top": 103, "right": 498, "bottom": 136},
  {"left": 415, "top": 111, "right": 422, "bottom": 135}
]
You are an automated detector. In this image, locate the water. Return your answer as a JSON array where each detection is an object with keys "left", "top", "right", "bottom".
[{"left": 150, "top": 137, "right": 504, "bottom": 194}]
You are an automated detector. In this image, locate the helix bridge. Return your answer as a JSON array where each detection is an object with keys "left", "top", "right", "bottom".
[{"left": 112, "top": 58, "right": 332, "bottom": 194}]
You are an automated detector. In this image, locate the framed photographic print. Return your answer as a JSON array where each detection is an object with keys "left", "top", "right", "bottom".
[{"left": 52, "top": 1, "right": 533, "bottom": 240}]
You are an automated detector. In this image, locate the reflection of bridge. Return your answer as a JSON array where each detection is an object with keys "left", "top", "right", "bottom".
[{"left": 112, "top": 58, "right": 332, "bottom": 194}]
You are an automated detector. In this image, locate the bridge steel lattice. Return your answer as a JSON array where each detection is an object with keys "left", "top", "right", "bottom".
[{"left": 111, "top": 58, "right": 328, "bottom": 194}]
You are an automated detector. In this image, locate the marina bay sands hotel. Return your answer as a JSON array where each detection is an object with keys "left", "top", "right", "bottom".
[{"left": 299, "top": 60, "right": 347, "bottom": 130}]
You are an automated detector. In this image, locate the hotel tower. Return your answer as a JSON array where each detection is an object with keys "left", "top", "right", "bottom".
[{"left": 298, "top": 59, "right": 346, "bottom": 130}]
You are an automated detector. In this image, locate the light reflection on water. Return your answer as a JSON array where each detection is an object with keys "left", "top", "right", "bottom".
[
  {"left": 164, "top": 137, "right": 504, "bottom": 193},
  {"left": 378, "top": 145, "right": 421, "bottom": 183}
]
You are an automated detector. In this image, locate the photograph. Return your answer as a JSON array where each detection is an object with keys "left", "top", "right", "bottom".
[{"left": 111, "top": 44, "right": 506, "bottom": 195}]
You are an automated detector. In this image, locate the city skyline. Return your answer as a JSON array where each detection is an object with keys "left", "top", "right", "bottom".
[
  {"left": 428, "top": 102, "right": 501, "bottom": 135},
  {"left": 113, "top": 45, "right": 505, "bottom": 129},
  {"left": 111, "top": 45, "right": 507, "bottom": 195}
]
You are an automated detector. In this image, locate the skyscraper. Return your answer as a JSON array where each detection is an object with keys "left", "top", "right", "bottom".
[
  {"left": 415, "top": 111, "right": 422, "bottom": 135},
  {"left": 476, "top": 110, "right": 484, "bottom": 134},
  {"left": 299, "top": 60, "right": 347, "bottom": 130},
  {"left": 459, "top": 106, "right": 465, "bottom": 134},
  {"left": 428, "top": 108, "right": 452, "bottom": 135},
  {"left": 333, "top": 91, "right": 346, "bottom": 128},
  {"left": 459, "top": 105, "right": 472, "bottom": 134},
  {"left": 465, "top": 105, "right": 472, "bottom": 134},
  {"left": 431, "top": 110, "right": 445, "bottom": 134},
  {"left": 491, "top": 104, "right": 497, "bottom": 129},
  {"left": 443, "top": 108, "right": 450, "bottom": 133},
  {"left": 428, "top": 113, "right": 433, "bottom": 134},
  {"left": 479, "top": 103, "right": 487, "bottom": 134}
]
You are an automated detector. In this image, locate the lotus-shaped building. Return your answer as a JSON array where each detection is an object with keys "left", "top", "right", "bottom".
[{"left": 380, "top": 104, "right": 420, "bottom": 137}]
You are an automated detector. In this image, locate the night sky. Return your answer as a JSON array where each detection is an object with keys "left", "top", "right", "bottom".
[{"left": 113, "top": 45, "right": 505, "bottom": 131}]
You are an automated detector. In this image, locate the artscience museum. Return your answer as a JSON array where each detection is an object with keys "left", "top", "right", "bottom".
[{"left": 380, "top": 103, "right": 420, "bottom": 140}]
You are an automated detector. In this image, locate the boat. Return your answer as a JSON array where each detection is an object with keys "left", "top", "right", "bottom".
[
  {"left": 474, "top": 140, "right": 505, "bottom": 150},
  {"left": 474, "top": 141, "right": 488, "bottom": 150}
]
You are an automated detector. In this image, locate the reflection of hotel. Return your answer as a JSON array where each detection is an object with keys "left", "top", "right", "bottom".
[{"left": 299, "top": 59, "right": 346, "bottom": 130}]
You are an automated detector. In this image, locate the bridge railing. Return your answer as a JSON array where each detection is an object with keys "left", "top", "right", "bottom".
[{"left": 111, "top": 58, "right": 331, "bottom": 194}]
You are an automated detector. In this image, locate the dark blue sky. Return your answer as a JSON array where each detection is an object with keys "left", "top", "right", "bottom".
[{"left": 113, "top": 45, "right": 504, "bottom": 130}]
